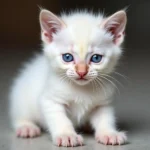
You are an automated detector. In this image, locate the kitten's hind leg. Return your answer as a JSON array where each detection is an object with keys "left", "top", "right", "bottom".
[{"left": 15, "top": 120, "right": 41, "bottom": 138}]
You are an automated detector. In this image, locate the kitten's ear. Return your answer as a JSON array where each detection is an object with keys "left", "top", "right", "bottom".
[
  {"left": 102, "top": 10, "right": 127, "bottom": 46},
  {"left": 39, "top": 9, "right": 66, "bottom": 44}
]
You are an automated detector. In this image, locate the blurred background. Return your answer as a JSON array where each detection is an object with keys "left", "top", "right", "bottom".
[{"left": 0, "top": 0, "right": 150, "bottom": 49}]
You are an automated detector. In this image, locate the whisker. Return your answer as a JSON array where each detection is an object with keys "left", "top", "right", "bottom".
[
  {"left": 68, "top": 78, "right": 73, "bottom": 86},
  {"left": 59, "top": 75, "right": 68, "bottom": 84},
  {"left": 92, "top": 80, "right": 96, "bottom": 93},
  {"left": 93, "top": 79, "right": 100, "bottom": 93},
  {"left": 113, "top": 71, "right": 129, "bottom": 81},
  {"left": 100, "top": 76, "right": 120, "bottom": 95},
  {"left": 91, "top": 81, "right": 95, "bottom": 93},
  {"left": 58, "top": 72, "right": 67, "bottom": 77},
  {"left": 100, "top": 73, "right": 123, "bottom": 88},
  {"left": 95, "top": 78, "right": 107, "bottom": 98}
]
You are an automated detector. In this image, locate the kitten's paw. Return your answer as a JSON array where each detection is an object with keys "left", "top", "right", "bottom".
[
  {"left": 96, "top": 131, "right": 127, "bottom": 145},
  {"left": 16, "top": 123, "right": 41, "bottom": 138},
  {"left": 53, "top": 134, "right": 84, "bottom": 147}
]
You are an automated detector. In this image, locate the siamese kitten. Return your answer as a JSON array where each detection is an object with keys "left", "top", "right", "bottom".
[{"left": 9, "top": 9, "right": 127, "bottom": 147}]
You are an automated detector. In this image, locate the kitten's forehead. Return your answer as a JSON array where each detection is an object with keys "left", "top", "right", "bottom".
[
  {"left": 68, "top": 19, "right": 97, "bottom": 43},
  {"left": 57, "top": 13, "right": 113, "bottom": 60},
  {"left": 64, "top": 18, "right": 96, "bottom": 59},
  {"left": 62, "top": 13, "right": 102, "bottom": 44},
  {"left": 73, "top": 42, "right": 89, "bottom": 60}
]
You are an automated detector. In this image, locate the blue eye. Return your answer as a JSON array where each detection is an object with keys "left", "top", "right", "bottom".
[
  {"left": 91, "top": 54, "right": 102, "bottom": 63},
  {"left": 62, "top": 53, "right": 74, "bottom": 62}
]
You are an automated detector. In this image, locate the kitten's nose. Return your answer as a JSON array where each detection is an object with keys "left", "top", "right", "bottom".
[
  {"left": 75, "top": 62, "right": 88, "bottom": 78},
  {"left": 77, "top": 71, "right": 87, "bottom": 78}
]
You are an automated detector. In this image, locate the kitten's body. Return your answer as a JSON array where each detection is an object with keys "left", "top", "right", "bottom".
[
  {"left": 10, "top": 10, "right": 127, "bottom": 146},
  {"left": 10, "top": 54, "right": 113, "bottom": 129}
]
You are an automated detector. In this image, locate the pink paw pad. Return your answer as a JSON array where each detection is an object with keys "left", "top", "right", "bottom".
[
  {"left": 55, "top": 134, "right": 84, "bottom": 147},
  {"left": 96, "top": 132, "right": 127, "bottom": 145},
  {"left": 16, "top": 125, "right": 41, "bottom": 138}
]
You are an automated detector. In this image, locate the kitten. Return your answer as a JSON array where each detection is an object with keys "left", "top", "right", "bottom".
[{"left": 9, "top": 9, "right": 127, "bottom": 147}]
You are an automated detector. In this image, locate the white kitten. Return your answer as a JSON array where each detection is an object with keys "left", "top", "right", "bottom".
[{"left": 9, "top": 9, "right": 127, "bottom": 147}]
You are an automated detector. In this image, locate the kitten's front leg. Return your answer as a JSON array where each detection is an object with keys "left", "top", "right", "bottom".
[
  {"left": 90, "top": 105, "right": 127, "bottom": 145},
  {"left": 40, "top": 96, "right": 83, "bottom": 147}
]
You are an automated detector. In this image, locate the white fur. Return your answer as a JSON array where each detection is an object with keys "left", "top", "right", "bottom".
[{"left": 9, "top": 9, "right": 127, "bottom": 146}]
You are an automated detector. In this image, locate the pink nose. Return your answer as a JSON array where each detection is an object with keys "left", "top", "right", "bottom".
[{"left": 77, "top": 72, "right": 87, "bottom": 78}]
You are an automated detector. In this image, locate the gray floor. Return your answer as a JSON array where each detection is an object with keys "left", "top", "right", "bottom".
[{"left": 0, "top": 48, "right": 150, "bottom": 150}]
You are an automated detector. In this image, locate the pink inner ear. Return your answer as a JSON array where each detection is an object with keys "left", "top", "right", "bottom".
[
  {"left": 44, "top": 32, "right": 49, "bottom": 37},
  {"left": 48, "top": 23, "right": 58, "bottom": 34},
  {"left": 106, "top": 21, "right": 120, "bottom": 36},
  {"left": 41, "top": 15, "right": 62, "bottom": 42},
  {"left": 102, "top": 11, "right": 126, "bottom": 45},
  {"left": 108, "top": 27, "right": 116, "bottom": 35},
  {"left": 106, "top": 23, "right": 125, "bottom": 44},
  {"left": 113, "top": 34, "right": 121, "bottom": 44},
  {"left": 43, "top": 25, "right": 58, "bottom": 42}
]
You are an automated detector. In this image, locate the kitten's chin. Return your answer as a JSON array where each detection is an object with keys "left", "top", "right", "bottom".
[{"left": 71, "top": 79, "right": 91, "bottom": 86}]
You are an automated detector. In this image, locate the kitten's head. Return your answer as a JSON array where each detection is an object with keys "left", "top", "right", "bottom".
[{"left": 39, "top": 9, "right": 127, "bottom": 86}]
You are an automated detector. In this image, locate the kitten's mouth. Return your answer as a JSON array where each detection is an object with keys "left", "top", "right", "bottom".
[
  {"left": 76, "top": 77, "right": 87, "bottom": 81},
  {"left": 73, "top": 77, "right": 90, "bottom": 85}
]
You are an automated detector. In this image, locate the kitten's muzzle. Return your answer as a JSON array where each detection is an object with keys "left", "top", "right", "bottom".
[{"left": 75, "top": 62, "right": 89, "bottom": 79}]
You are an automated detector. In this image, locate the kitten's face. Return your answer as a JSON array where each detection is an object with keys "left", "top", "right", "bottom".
[
  {"left": 44, "top": 29, "right": 121, "bottom": 86},
  {"left": 40, "top": 10, "right": 127, "bottom": 86}
]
